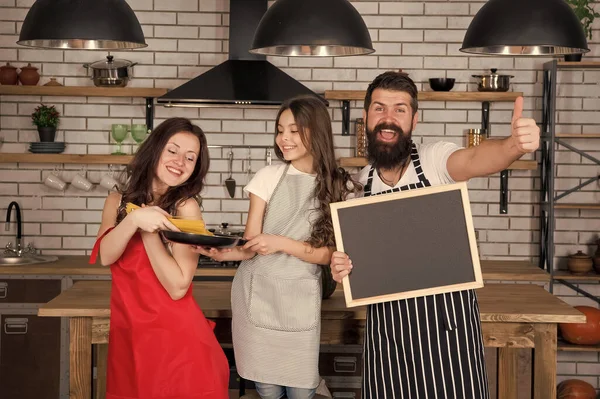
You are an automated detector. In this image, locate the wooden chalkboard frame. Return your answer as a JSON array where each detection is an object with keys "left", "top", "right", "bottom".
[{"left": 330, "top": 181, "right": 483, "bottom": 308}]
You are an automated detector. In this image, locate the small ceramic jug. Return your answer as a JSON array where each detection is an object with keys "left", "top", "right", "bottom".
[
  {"left": 0, "top": 62, "right": 18, "bottom": 85},
  {"left": 18, "top": 63, "right": 40, "bottom": 85},
  {"left": 568, "top": 250, "right": 593, "bottom": 274}
]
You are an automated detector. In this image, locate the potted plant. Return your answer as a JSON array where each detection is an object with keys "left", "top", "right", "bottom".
[
  {"left": 564, "top": 0, "right": 599, "bottom": 61},
  {"left": 31, "top": 104, "right": 60, "bottom": 142}
]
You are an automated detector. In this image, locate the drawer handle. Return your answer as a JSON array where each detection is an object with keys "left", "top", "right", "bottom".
[
  {"left": 4, "top": 317, "right": 28, "bottom": 335},
  {"left": 333, "top": 393, "right": 356, "bottom": 399},
  {"left": 333, "top": 356, "right": 357, "bottom": 373},
  {"left": 0, "top": 282, "right": 7, "bottom": 299}
]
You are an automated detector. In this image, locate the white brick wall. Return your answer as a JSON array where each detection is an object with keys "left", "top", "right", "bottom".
[{"left": 1, "top": 0, "right": 600, "bottom": 389}]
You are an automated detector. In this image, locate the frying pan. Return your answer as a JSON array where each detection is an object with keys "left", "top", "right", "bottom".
[{"left": 162, "top": 230, "right": 247, "bottom": 248}]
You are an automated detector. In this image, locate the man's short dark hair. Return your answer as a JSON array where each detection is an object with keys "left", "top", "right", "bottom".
[{"left": 364, "top": 71, "right": 419, "bottom": 114}]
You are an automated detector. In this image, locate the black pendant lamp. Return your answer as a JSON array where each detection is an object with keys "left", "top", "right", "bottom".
[
  {"left": 18, "top": 0, "right": 147, "bottom": 50},
  {"left": 460, "top": 0, "right": 589, "bottom": 55},
  {"left": 250, "top": 0, "right": 374, "bottom": 56}
]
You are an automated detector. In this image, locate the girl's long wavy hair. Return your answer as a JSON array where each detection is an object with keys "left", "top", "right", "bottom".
[
  {"left": 116, "top": 117, "right": 210, "bottom": 223},
  {"left": 274, "top": 95, "right": 362, "bottom": 248}
]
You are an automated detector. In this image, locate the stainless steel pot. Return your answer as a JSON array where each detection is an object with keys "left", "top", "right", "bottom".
[
  {"left": 472, "top": 68, "right": 513, "bottom": 92},
  {"left": 83, "top": 55, "right": 137, "bottom": 87}
]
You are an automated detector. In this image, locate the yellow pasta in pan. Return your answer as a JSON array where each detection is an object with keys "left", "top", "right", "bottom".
[{"left": 125, "top": 202, "right": 213, "bottom": 236}]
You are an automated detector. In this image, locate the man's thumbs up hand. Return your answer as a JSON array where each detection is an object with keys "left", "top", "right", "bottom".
[{"left": 511, "top": 96, "right": 540, "bottom": 154}]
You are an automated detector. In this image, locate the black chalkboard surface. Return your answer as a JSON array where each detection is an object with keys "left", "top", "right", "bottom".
[{"left": 330, "top": 181, "right": 483, "bottom": 308}]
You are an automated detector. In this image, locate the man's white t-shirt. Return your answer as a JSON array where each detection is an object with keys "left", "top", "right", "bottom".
[
  {"left": 354, "top": 141, "right": 462, "bottom": 196},
  {"left": 244, "top": 163, "right": 315, "bottom": 203}
]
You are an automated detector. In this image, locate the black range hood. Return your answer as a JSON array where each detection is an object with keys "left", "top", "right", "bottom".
[{"left": 158, "top": 0, "right": 327, "bottom": 107}]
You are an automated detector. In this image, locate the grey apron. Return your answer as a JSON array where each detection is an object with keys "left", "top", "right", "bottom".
[
  {"left": 231, "top": 164, "right": 322, "bottom": 389},
  {"left": 362, "top": 143, "right": 490, "bottom": 399}
]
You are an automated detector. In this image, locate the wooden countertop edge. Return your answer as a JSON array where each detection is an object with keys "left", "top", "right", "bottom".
[
  {"left": 0, "top": 257, "right": 550, "bottom": 280},
  {"left": 38, "top": 282, "right": 584, "bottom": 323},
  {"left": 37, "top": 309, "right": 586, "bottom": 323},
  {"left": 4, "top": 268, "right": 549, "bottom": 280},
  {"left": 0, "top": 265, "right": 237, "bottom": 277},
  {"left": 39, "top": 310, "right": 584, "bottom": 323}
]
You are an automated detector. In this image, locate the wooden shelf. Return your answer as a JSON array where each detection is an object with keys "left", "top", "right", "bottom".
[
  {"left": 338, "top": 157, "right": 537, "bottom": 170},
  {"left": 0, "top": 85, "right": 168, "bottom": 98},
  {"left": 324, "top": 90, "right": 523, "bottom": 102},
  {"left": 0, "top": 153, "right": 133, "bottom": 164},
  {"left": 554, "top": 271, "right": 600, "bottom": 281},
  {"left": 554, "top": 203, "right": 600, "bottom": 210},
  {"left": 481, "top": 260, "right": 549, "bottom": 281},
  {"left": 555, "top": 133, "right": 600, "bottom": 138},
  {"left": 557, "top": 61, "right": 600, "bottom": 69},
  {"left": 558, "top": 339, "right": 600, "bottom": 352}
]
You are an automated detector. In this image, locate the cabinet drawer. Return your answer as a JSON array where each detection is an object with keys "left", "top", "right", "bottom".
[
  {"left": 330, "top": 388, "right": 361, "bottom": 399},
  {"left": 0, "top": 314, "right": 61, "bottom": 399},
  {"left": 323, "top": 376, "right": 362, "bottom": 399},
  {"left": 0, "top": 279, "right": 61, "bottom": 303},
  {"left": 319, "top": 345, "right": 363, "bottom": 377}
]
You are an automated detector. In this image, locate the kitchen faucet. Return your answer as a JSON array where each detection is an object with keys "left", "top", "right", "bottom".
[{"left": 4, "top": 201, "right": 35, "bottom": 257}]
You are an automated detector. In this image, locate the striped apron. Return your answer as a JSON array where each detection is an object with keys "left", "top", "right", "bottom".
[
  {"left": 362, "top": 143, "right": 490, "bottom": 399},
  {"left": 231, "top": 164, "right": 322, "bottom": 389}
]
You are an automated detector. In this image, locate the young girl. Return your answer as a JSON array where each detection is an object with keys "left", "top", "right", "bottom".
[
  {"left": 195, "top": 95, "right": 360, "bottom": 399},
  {"left": 89, "top": 117, "right": 229, "bottom": 399}
]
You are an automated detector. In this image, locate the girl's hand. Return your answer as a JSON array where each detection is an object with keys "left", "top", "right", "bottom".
[
  {"left": 130, "top": 205, "right": 180, "bottom": 233},
  {"left": 190, "top": 246, "right": 232, "bottom": 261},
  {"left": 242, "top": 234, "right": 284, "bottom": 256},
  {"left": 330, "top": 251, "right": 352, "bottom": 283}
]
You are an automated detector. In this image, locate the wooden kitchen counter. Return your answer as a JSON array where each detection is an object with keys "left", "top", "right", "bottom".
[
  {"left": 0, "top": 255, "right": 235, "bottom": 277},
  {"left": 1, "top": 256, "right": 549, "bottom": 281},
  {"left": 40, "top": 281, "right": 579, "bottom": 399},
  {"left": 39, "top": 280, "right": 572, "bottom": 321}
]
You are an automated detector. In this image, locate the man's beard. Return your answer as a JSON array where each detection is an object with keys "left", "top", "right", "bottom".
[{"left": 366, "top": 121, "right": 412, "bottom": 170}]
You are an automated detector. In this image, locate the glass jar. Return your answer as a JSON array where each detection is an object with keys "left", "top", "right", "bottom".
[
  {"left": 467, "top": 128, "right": 487, "bottom": 147},
  {"left": 355, "top": 118, "right": 367, "bottom": 157}
]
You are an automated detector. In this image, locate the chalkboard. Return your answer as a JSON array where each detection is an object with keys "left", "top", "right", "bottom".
[{"left": 330, "top": 181, "right": 483, "bottom": 308}]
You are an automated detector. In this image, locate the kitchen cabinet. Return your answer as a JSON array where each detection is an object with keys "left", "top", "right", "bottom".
[
  {"left": 0, "top": 279, "right": 61, "bottom": 303},
  {"left": 0, "top": 314, "right": 61, "bottom": 399},
  {"left": 0, "top": 279, "right": 63, "bottom": 399}
]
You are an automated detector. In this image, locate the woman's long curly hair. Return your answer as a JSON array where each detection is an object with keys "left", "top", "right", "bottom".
[
  {"left": 116, "top": 117, "right": 210, "bottom": 223},
  {"left": 274, "top": 95, "right": 362, "bottom": 248}
]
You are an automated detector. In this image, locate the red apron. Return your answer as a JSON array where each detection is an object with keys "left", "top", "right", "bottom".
[{"left": 90, "top": 229, "right": 230, "bottom": 399}]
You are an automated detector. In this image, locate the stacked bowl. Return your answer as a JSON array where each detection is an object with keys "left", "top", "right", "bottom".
[{"left": 29, "top": 142, "right": 65, "bottom": 154}]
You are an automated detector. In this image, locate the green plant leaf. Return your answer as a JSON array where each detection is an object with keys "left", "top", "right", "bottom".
[
  {"left": 565, "top": 0, "right": 598, "bottom": 39},
  {"left": 31, "top": 104, "right": 60, "bottom": 128}
]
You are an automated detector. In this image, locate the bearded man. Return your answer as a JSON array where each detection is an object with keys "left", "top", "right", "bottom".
[{"left": 330, "top": 71, "right": 540, "bottom": 399}]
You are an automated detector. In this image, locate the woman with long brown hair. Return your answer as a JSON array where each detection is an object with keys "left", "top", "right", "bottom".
[
  {"left": 89, "top": 117, "right": 229, "bottom": 399},
  {"left": 195, "top": 95, "right": 361, "bottom": 398}
]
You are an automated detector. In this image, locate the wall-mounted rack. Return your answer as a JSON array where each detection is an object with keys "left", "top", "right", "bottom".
[
  {"left": 539, "top": 60, "right": 600, "bottom": 308},
  {"left": 0, "top": 85, "right": 169, "bottom": 131},
  {"left": 0, "top": 145, "right": 277, "bottom": 165}
]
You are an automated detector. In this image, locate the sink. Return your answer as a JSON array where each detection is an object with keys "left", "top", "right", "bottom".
[{"left": 0, "top": 255, "right": 58, "bottom": 265}]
